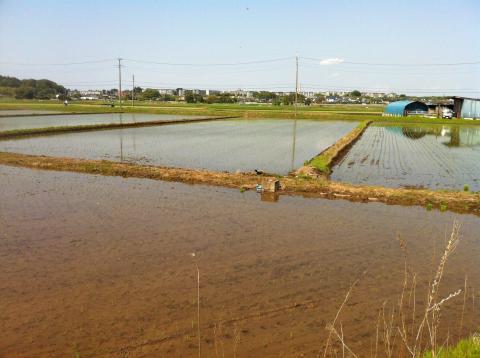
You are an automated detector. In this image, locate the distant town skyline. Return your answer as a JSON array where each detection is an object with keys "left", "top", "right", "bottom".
[{"left": 1, "top": 0, "right": 479, "bottom": 96}]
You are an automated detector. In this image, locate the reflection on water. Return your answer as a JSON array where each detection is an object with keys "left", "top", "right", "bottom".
[
  {"left": 0, "top": 113, "right": 207, "bottom": 132},
  {"left": 397, "top": 125, "right": 480, "bottom": 147},
  {"left": 260, "top": 191, "right": 280, "bottom": 202},
  {"left": 0, "top": 119, "right": 358, "bottom": 175},
  {"left": 332, "top": 124, "right": 480, "bottom": 191}
]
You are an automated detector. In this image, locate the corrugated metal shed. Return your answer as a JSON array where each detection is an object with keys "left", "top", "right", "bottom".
[
  {"left": 452, "top": 97, "right": 480, "bottom": 119},
  {"left": 384, "top": 100, "right": 414, "bottom": 116},
  {"left": 384, "top": 100, "right": 428, "bottom": 116}
]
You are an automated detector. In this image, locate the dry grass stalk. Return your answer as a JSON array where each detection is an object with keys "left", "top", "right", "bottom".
[
  {"left": 410, "top": 220, "right": 461, "bottom": 357},
  {"left": 322, "top": 221, "right": 464, "bottom": 358},
  {"left": 458, "top": 275, "right": 468, "bottom": 337},
  {"left": 321, "top": 279, "right": 359, "bottom": 358},
  {"left": 190, "top": 253, "right": 201, "bottom": 358}
]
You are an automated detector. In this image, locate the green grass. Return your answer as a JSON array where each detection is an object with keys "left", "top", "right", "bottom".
[
  {"left": 307, "top": 121, "right": 370, "bottom": 173},
  {"left": 308, "top": 156, "right": 330, "bottom": 173},
  {"left": 374, "top": 116, "right": 480, "bottom": 126},
  {"left": 1, "top": 99, "right": 478, "bottom": 125},
  {"left": 0, "top": 100, "right": 382, "bottom": 120},
  {"left": 424, "top": 335, "right": 480, "bottom": 357}
]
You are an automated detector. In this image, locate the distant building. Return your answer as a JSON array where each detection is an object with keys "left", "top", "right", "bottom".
[
  {"left": 158, "top": 89, "right": 175, "bottom": 95},
  {"left": 452, "top": 97, "right": 480, "bottom": 119},
  {"left": 383, "top": 100, "right": 428, "bottom": 117}
]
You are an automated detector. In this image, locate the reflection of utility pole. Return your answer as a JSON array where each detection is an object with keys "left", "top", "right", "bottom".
[
  {"left": 118, "top": 58, "right": 122, "bottom": 110},
  {"left": 132, "top": 74, "right": 135, "bottom": 108},
  {"left": 120, "top": 132, "right": 124, "bottom": 162},
  {"left": 291, "top": 55, "right": 299, "bottom": 171}
]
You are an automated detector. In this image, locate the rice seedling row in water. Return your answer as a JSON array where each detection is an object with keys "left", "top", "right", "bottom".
[{"left": 332, "top": 125, "right": 480, "bottom": 191}]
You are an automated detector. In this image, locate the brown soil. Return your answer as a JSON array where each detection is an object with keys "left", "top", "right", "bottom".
[{"left": 0, "top": 151, "right": 478, "bottom": 216}]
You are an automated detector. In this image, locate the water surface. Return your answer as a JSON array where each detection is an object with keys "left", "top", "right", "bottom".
[
  {"left": 0, "top": 113, "right": 207, "bottom": 132},
  {"left": 0, "top": 119, "right": 357, "bottom": 174},
  {"left": 0, "top": 165, "right": 478, "bottom": 356},
  {"left": 331, "top": 123, "right": 480, "bottom": 191}
]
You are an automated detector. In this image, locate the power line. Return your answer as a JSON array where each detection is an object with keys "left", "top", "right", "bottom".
[
  {"left": 300, "top": 56, "right": 480, "bottom": 67},
  {"left": 3, "top": 56, "right": 479, "bottom": 67},
  {"left": 122, "top": 57, "right": 293, "bottom": 67},
  {"left": 0, "top": 59, "right": 115, "bottom": 66}
]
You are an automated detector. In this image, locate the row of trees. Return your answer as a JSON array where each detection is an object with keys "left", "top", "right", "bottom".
[{"left": 0, "top": 75, "right": 66, "bottom": 100}]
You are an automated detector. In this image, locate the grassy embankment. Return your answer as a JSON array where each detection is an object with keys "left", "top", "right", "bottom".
[
  {"left": 0, "top": 99, "right": 383, "bottom": 122},
  {"left": 0, "top": 151, "right": 478, "bottom": 216},
  {"left": 1, "top": 99, "right": 478, "bottom": 125},
  {"left": 306, "top": 121, "right": 371, "bottom": 173}
]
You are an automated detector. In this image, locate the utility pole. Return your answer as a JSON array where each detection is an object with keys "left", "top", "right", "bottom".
[
  {"left": 118, "top": 58, "right": 122, "bottom": 110},
  {"left": 294, "top": 54, "right": 299, "bottom": 118},
  {"left": 291, "top": 54, "right": 299, "bottom": 172},
  {"left": 132, "top": 74, "right": 135, "bottom": 108}
]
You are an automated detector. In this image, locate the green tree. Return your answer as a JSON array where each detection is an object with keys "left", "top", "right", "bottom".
[
  {"left": 15, "top": 86, "right": 35, "bottom": 99},
  {"left": 350, "top": 90, "right": 361, "bottom": 97},
  {"left": 142, "top": 88, "right": 160, "bottom": 100},
  {"left": 0, "top": 75, "right": 21, "bottom": 87},
  {"left": 185, "top": 92, "right": 204, "bottom": 103},
  {"left": 315, "top": 94, "right": 325, "bottom": 103}
]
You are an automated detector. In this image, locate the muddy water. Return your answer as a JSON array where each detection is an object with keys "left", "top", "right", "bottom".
[
  {"left": 0, "top": 113, "right": 208, "bottom": 132},
  {"left": 0, "top": 165, "right": 479, "bottom": 357},
  {"left": 0, "top": 119, "right": 357, "bottom": 175},
  {"left": 331, "top": 124, "right": 480, "bottom": 191}
]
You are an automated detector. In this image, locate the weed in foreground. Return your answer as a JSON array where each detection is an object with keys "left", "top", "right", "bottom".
[{"left": 321, "top": 221, "right": 465, "bottom": 357}]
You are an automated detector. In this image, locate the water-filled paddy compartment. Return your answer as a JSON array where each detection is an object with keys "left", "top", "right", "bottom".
[
  {"left": 0, "top": 112, "right": 208, "bottom": 132},
  {"left": 331, "top": 123, "right": 480, "bottom": 191},
  {"left": 0, "top": 165, "right": 479, "bottom": 357},
  {"left": 0, "top": 119, "right": 357, "bottom": 174},
  {"left": 0, "top": 109, "right": 61, "bottom": 116}
]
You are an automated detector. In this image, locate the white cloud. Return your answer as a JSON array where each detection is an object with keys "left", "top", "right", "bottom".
[{"left": 319, "top": 58, "right": 344, "bottom": 65}]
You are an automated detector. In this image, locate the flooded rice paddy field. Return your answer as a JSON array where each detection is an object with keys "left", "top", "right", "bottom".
[
  {"left": 0, "top": 113, "right": 208, "bottom": 132},
  {"left": 0, "top": 109, "right": 61, "bottom": 116},
  {"left": 0, "top": 119, "right": 357, "bottom": 175},
  {"left": 331, "top": 123, "right": 480, "bottom": 191},
  {"left": 0, "top": 165, "right": 479, "bottom": 357}
]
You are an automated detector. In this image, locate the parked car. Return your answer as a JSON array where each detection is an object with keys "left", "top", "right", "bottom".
[{"left": 442, "top": 108, "right": 453, "bottom": 119}]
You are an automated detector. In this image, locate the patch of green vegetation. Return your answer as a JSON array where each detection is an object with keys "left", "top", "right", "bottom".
[
  {"left": 375, "top": 116, "right": 480, "bottom": 126},
  {"left": 0, "top": 100, "right": 384, "bottom": 121},
  {"left": 426, "top": 202, "right": 433, "bottom": 211},
  {"left": 306, "top": 120, "right": 370, "bottom": 174},
  {"left": 464, "top": 184, "right": 470, "bottom": 192},
  {"left": 296, "top": 173, "right": 312, "bottom": 180},
  {"left": 440, "top": 203, "right": 448, "bottom": 212},
  {"left": 424, "top": 334, "right": 480, "bottom": 357},
  {"left": 308, "top": 156, "right": 330, "bottom": 173},
  {"left": 239, "top": 187, "right": 246, "bottom": 193}
]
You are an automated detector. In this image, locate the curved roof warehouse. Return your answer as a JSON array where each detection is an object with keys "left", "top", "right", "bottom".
[{"left": 384, "top": 100, "right": 429, "bottom": 117}]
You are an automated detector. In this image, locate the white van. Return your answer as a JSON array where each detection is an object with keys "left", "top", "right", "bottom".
[{"left": 442, "top": 108, "right": 453, "bottom": 119}]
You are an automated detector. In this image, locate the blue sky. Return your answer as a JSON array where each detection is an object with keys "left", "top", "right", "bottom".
[{"left": 0, "top": 0, "right": 479, "bottom": 95}]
